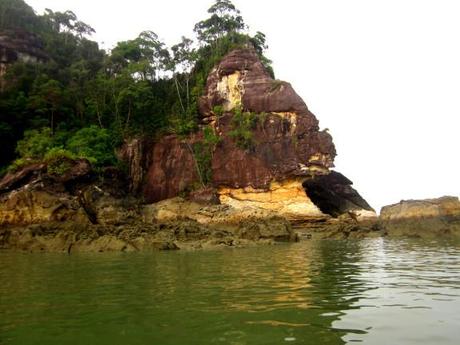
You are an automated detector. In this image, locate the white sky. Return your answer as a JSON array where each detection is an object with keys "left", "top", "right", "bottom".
[{"left": 27, "top": 0, "right": 460, "bottom": 212}]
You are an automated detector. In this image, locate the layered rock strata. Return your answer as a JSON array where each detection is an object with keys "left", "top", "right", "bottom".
[
  {"left": 130, "top": 47, "right": 374, "bottom": 219},
  {"left": 0, "top": 162, "right": 297, "bottom": 252},
  {"left": 380, "top": 196, "right": 460, "bottom": 237},
  {"left": 0, "top": 47, "right": 382, "bottom": 252}
]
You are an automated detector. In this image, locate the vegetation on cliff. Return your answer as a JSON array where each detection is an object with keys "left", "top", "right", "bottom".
[{"left": 0, "top": 0, "right": 272, "bottom": 175}]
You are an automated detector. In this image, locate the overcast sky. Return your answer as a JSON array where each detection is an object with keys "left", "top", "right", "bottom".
[{"left": 27, "top": 0, "right": 460, "bottom": 212}]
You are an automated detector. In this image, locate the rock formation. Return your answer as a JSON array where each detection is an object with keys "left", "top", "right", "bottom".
[
  {"left": 0, "top": 30, "right": 48, "bottom": 89},
  {"left": 380, "top": 196, "right": 460, "bottom": 237},
  {"left": 0, "top": 47, "right": 382, "bottom": 252},
  {"left": 0, "top": 159, "right": 298, "bottom": 252},
  {"left": 132, "top": 47, "right": 375, "bottom": 220}
]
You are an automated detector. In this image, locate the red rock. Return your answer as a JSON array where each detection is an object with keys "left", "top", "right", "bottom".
[
  {"left": 119, "top": 47, "right": 377, "bottom": 218},
  {"left": 136, "top": 48, "right": 338, "bottom": 202},
  {"left": 142, "top": 135, "right": 199, "bottom": 203}
]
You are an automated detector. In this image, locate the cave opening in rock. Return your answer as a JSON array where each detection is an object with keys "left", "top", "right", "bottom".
[
  {"left": 303, "top": 180, "right": 344, "bottom": 217},
  {"left": 302, "top": 171, "right": 373, "bottom": 218}
]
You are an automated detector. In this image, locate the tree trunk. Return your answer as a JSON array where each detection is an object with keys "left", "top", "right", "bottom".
[
  {"left": 125, "top": 99, "right": 132, "bottom": 132},
  {"left": 174, "top": 76, "right": 186, "bottom": 114},
  {"left": 96, "top": 103, "right": 103, "bottom": 128},
  {"left": 186, "top": 76, "right": 190, "bottom": 113},
  {"left": 185, "top": 142, "right": 205, "bottom": 188},
  {"left": 50, "top": 109, "right": 54, "bottom": 135}
]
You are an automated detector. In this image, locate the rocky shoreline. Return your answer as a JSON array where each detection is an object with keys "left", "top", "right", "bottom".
[
  {"left": 2, "top": 181, "right": 458, "bottom": 253},
  {"left": 1, "top": 47, "right": 459, "bottom": 253},
  {"left": 0, "top": 217, "right": 296, "bottom": 253}
]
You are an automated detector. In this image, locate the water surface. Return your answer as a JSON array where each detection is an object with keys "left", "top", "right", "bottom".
[{"left": 1, "top": 238, "right": 459, "bottom": 344}]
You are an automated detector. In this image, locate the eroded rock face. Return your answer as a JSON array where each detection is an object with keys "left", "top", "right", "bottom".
[
  {"left": 0, "top": 30, "right": 48, "bottom": 89},
  {"left": 380, "top": 196, "right": 460, "bottom": 220},
  {"left": 139, "top": 48, "right": 341, "bottom": 210},
  {"left": 218, "top": 179, "right": 323, "bottom": 219},
  {"left": 117, "top": 138, "right": 152, "bottom": 194},
  {"left": 0, "top": 160, "right": 126, "bottom": 227},
  {"left": 113, "top": 47, "right": 375, "bottom": 220},
  {"left": 303, "top": 171, "right": 375, "bottom": 218},
  {"left": 0, "top": 189, "right": 88, "bottom": 226},
  {"left": 0, "top": 163, "right": 46, "bottom": 193},
  {"left": 201, "top": 47, "right": 336, "bottom": 187},
  {"left": 379, "top": 196, "right": 460, "bottom": 237},
  {"left": 142, "top": 135, "right": 199, "bottom": 203}
]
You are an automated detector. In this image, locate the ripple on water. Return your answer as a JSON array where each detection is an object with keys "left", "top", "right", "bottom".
[{"left": 0, "top": 238, "right": 459, "bottom": 345}]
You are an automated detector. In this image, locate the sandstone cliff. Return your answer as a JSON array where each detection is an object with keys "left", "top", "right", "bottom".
[
  {"left": 123, "top": 47, "right": 375, "bottom": 220},
  {"left": 0, "top": 47, "right": 382, "bottom": 252}
]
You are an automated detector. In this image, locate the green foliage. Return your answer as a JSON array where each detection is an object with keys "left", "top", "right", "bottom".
[
  {"left": 203, "top": 125, "right": 221, "bottom": 147},
  {"left": 192, "top": 125, "right": 221, "bottom": 185},
  {"left": 192, "top": 142, "right": 212, "bottom": 186},
  {"left": 0, "top": 0, "right": 275, "bottom": 171},
  {"left": 270, "top": 80, "right": 284, "bottom": 92},
  {"left": 67, "top": 126, "right": 116, "bottom": 167},
  {"left": 0, "top": 0, "right": 40, "bottom": 31},
  {"left": 44, "top": 147, "right": 76, "bottom": 176},
  {"left": 194, "top": 0, "right": 246, "bottom": 44},
  {"left": 212, "top": 105, "right": 224, "bottom": 117},
  {"left": 110, "top": 30, "right": 169, "bottom": 81},
  {"left": 259, "top": 111, "right": 268, "bottom": 123},
  {"left": 15, "top": 127, "right": 54, "bottom": 159},
  {"left": 0, "top": 165, "right": 8, "bottom": 177},
  {"left": 169, "top": 116, "right": 198, "bottom": 137},
  {"left": 7, "top": 157, "right": 37, "bottom": 172},
  {"left": 229, "top": 106, "right": 258, "bottom": 150}
]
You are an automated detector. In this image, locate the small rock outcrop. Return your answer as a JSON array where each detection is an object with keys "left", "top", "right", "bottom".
[{"left": 380, "top": 196, "right": 460, "bottom": 237}]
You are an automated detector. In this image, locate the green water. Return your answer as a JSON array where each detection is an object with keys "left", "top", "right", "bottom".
[{"left": 1, "top": 239, "right": 459, "bottom": 345}]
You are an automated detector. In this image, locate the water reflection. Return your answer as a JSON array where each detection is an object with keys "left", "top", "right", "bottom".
[{"left": 0, "top": 238, "right": 460, "bottom": 345}]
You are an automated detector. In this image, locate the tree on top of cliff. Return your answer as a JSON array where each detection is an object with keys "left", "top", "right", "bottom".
[
  {"left": 109, "top": 31, "right": 169, "bottom": 81},
  {"left": 194, "top": 0, "right": 246, "bottom": 45},
  {"left": 42, "top": 9, "right": 95, "bottom": 38}
]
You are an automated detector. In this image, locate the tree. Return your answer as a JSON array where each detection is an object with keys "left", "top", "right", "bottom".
[
  {"left": 27, "top": 79, "right": 64, "bottom": 134},
  {"left": 0, "top": 0, "right": 38, "bottom": 31},
  {"left": 251, "top": 31, "right": 268, "bottom": 55},
  {"left": 42, "top": 9, "right": 94, "bottom": 37},
  {"left": 73, "top": 20, "right": 95, "bottom": 39},
  {"left": 0, "top": 0, "right": 275, "bottom": 173},
  {"left": 110, "top": 31, "right": 168, "bottom": 81},
  {"left": 85, "top": 73, "right": 111, "bottom": 128},
  {"left": 43, "top": 9, "right": 77, "bottom": 33},
  {"left": 15, "top": 127, "right": 54, "bottom": 160},
  {"left": 67, "top": 126, "right": 116, "bottom": 167},
  {"left": 194, "top": 0, "right": 246, "bottom": 45},
  {"left": 170, "top": 36, "right": 197, "bottom": 118}
]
